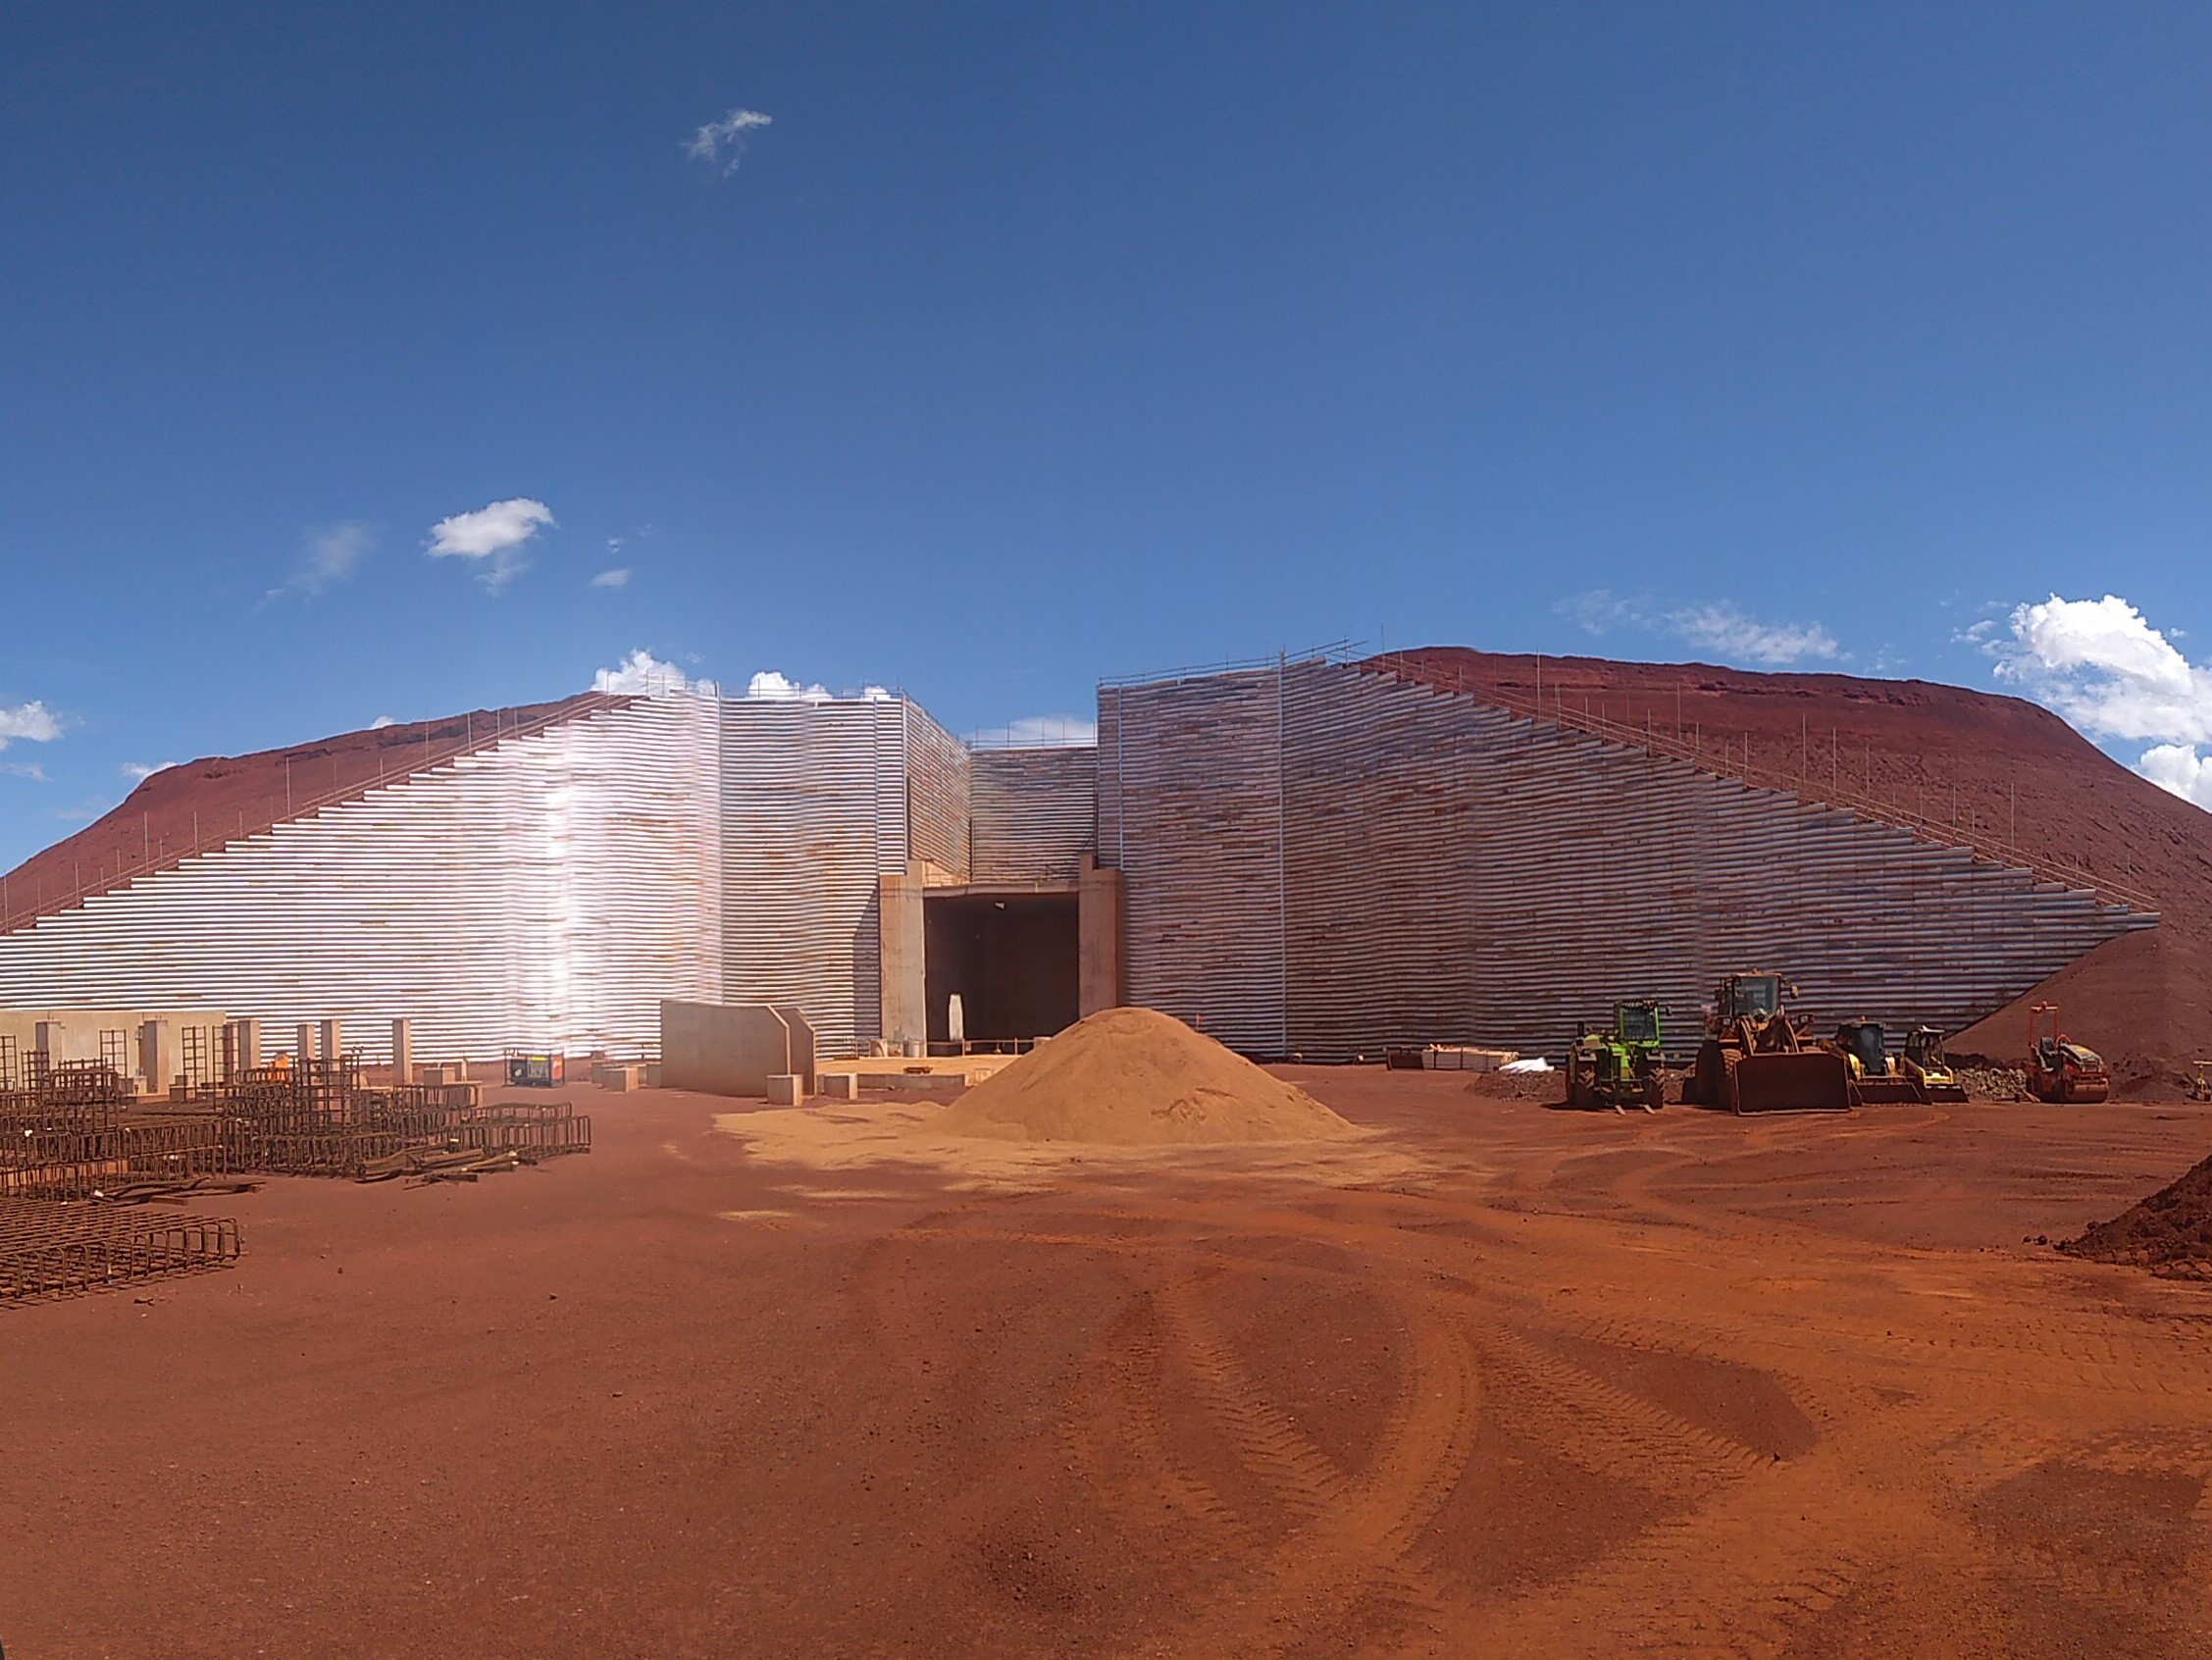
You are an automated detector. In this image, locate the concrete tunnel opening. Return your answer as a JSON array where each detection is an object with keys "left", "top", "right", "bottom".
[{"left": 923, "top": 890, "right": 1080, "bottom": 1045}]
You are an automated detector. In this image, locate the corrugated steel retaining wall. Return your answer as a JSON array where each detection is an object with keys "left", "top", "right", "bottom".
[
  {"left": 1100, "top": 660, "right": 2153, "bottom": 1061},
  {"left": 717, "top": 697, "right": 916, "bottom": 1060},
  {"left": 971, "top": 748, "right": 1098, "bottom": 884},
  {"left": 0, "top": 695, "right": 725, "bottom": 1062}
]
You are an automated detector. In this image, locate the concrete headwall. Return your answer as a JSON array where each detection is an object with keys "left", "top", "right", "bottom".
[{"left": 659, "top": 1001, "right": 817, "bottom": 1099}]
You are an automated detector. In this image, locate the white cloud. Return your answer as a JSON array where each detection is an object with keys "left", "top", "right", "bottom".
[
  {"left": 590, "top": 567, "right": 632, "bottom": 589},
  {"left": 122, "top": 759, "right": 181, "bottom": 781},
  {"left": 2137, "top": 744, "right": 2212, "bottom": 809},
  {"left": 370, "top": 715, "right": 397, "bottom": 729},
  {"left": 746, "top": 669, "right": 830, "bottom": 701},
  {"left": 1988, "top": 594, "right": 2212, "bottom": 812},
  {"left": 1667, "top": 602, "right": 1843, "bottom": 667},
  {"left": 1, "top": 761, "right": 46, "bottom": 781},
  {"left": 275, "top": 521, "right": 373, "bottom": 601},
  {"left": 862, "top": 685, "right": 895, "bottom": 701},
  {"left": 1991, "top": 594, "right": 2212, "bottom": 745},
  {"left": 426, "top": 497, "right": 555, "bottom": 593},
  {"left": 594, "top": 649, "right": 717, "bottom": 698},
  {"left": 1558, "top": 590, "right": 1646, "bottom": 637},
  {"left": 0, "top": 700, "right": 62, "bottom": 752},
  {"left": 686, "top": 108, "right": 773, "bottom": 176}
]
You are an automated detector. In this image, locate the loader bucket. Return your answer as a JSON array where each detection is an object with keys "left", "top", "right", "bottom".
[
  {"left": 1731, "top": 1052, "right": 1852, "bottom": 1114},
  {"left": 1921, "top": 1083, "right": 1969, "bottom": 1105},
  {"left": 1847, "top": 1077, "right": 1922, "bottom": 1107}
]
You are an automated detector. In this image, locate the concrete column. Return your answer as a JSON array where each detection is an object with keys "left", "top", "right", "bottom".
[
  {"left": 1078, "top": 855, "right": 1126, "bottom": 1017},
  {"left": 295, "top": 1022, "right": 315, "bottom": 1064},
  {"left": 390, "top": 1017, "right": 413, "bottom": 1085},
  {"left": 878, "top": 866, "right": 928, "bottom": 1048},
  {"left": 139, "top": 1018, "right": 176, "bottom": 1097},
  {"left": 230, "top": 1017, "right": 262, "bottom": 1073},
  {"left": 319, "top": 1018, "right": 342, "bottom": 1062}
]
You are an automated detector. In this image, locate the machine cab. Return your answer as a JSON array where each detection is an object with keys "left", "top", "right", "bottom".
[
  {"left": 1834, "top": 1020, "right": 1888, "bottom": 1078},
  {"left": 1720, "top": 975, "right": 1782, "bottom": 1021},
  {"left": 1903, "top": 1026, "right": 1947, "bottom": 1070},
  {"left": 1616, "top": 1001, "right": 1661, "bottom": 1044}
]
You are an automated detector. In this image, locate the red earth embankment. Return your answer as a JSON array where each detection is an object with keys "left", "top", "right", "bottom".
[
  {"left": 1386, "top": 648, "right": 2212, "bottom": 1080},
  {"left": 0, "top": 694, "right": 616, "bottom": 932}
]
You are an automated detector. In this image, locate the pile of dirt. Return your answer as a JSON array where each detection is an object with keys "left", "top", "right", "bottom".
[
  {"left": 932, "top": 1007, "right": 1354, "bottom": 1146},
  {"left": 1384, "top": 647, "right": 2212, "bottom": 1072},
  {"left": 2059, "top": 1149, "right": 2212, "bottom": 1275}
]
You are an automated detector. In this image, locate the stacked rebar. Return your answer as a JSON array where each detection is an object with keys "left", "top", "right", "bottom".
[
  {"left": 218, "top": 1057, "right": 591, "bottom": 1178},
  {"left": 2, "top": 1053, "right": 591, "bottom": 1306},
  {"left": 0, "top": 1198, "right": 240, "bottom": 1304}
]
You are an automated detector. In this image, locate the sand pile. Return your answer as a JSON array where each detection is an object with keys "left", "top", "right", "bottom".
[
  {"left": 932, "top": 1007, "right": 1354, "bottom": 1146},
  {"left": 2060, "top": 1149, "right": 2212, "bottom": 1275}
]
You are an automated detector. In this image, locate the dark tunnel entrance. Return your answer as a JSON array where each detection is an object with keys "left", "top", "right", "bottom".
[{"left": 923, "top": 890, "right": 1080, "bottom": 1045}]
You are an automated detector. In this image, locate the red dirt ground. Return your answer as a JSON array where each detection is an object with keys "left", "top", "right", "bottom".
[
  {"left": 7, "top": 1070, "right": 2212, "bottom": 1659},
  {"left": 1388, "top": 647, "right": 2212, "bottom": 1080},
  {"left": 0, "top": 694, "right": 619, "bottom": 933}
]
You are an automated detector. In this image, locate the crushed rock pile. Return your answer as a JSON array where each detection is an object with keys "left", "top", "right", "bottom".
[
  {"left": 2060, "top": 1149, "right": 2212, "bottom": 1276},
  {"left": 932, "top": 1008, "right": 1354, "bottom": 1146}
]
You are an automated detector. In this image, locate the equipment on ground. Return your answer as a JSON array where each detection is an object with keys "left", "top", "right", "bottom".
[
  {"left": 1827, "top": 1019, "right": 1923, "bottom": 1106},
  {"left": 2189, "top": 1062, "right": 2212, "bottom": 1103},
  {"left": 1900, "top": 1026, "right": 1970, "bottom": 1104},
  {"left": 1566, "top": 1000, "right": 1667, "bottom": 1113},
  {"left": 504, "top": 1049, "right": 565, "bottom": 1088},
  {"left": 2025, "top": 1005, "right": 2108, "bottom": 1105},
  {"left": 1681, "top": 973, "right": 1850, "bottom": 1114}
]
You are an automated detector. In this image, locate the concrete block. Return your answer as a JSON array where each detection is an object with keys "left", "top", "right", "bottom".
[
  {"left": 1428, "top": 1046, "right": 1518, "bottom": 1073},
  {"left": 597, "top": 1064, "right": 643, "bottom": 1093},
  {"left": 390, "top": 1018, "right": 412, "bottom": 1085},
  {"left": 765, "top": 1072, "right": 803, "bottom": 1106},
  {"left": 138, "top": 1019, "right": 176, "bottom": 1096},
  {"left": 853, "top": 1070, "right": 968, "bottom": 1095},
  {"left": 821, "top": 1072, "right": 859, "bottom": 1100},
  {"left": 659, "top": 1001, "right": 816, "bottom": 1100},
  {"left": 228, "top": 1017, "right": 262, "bottom": 1074},
  {"left": 319, "top": 1018, "right": 342, "bottom": 1062},
  {"left": 295, "top": 1023, "right": 315, "bottom": 1065}
]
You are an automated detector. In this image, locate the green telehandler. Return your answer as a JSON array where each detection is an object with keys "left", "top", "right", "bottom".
[{"left": 1566, "top": 1000, "right": 1669, "bottom": 1113}]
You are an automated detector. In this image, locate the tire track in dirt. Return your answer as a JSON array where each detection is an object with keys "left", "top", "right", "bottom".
[
  {"left": 1472, "top": 1325, "right": 1773, "bottom": 1499},
  {"left": 1059, "top": 1291, "right": 1264, "bottom": 1574},
  {"left": 1092, "top": 1261, "right": 1481, "bottom": 1660}
]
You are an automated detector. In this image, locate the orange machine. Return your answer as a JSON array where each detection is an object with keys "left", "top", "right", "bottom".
[{"left": 2026, "top": 1003, "right": 2109, "bottom": 1104}]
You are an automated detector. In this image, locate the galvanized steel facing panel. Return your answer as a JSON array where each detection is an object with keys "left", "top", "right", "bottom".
[
  {"left": 971, "top": 748, "right": 1097, "bottom": 884},
  {"left": 1097, "top": 671, "right": 1287, "bottom": 1055},
  {"left": 904, "top": 706, "right": 973, "bottom": 882},
  {"left": 717, "top": 696, "right": 912, "bottom": 1060},
  {"left": 1101, "top": 660, "right": 2151, "bottom": 1061},
  {"left": 0, "top": 695, "right": 725, "bottom": 1061}
]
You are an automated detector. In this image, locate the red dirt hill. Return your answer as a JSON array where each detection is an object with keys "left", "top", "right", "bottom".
[
  {"left": 1384, "top": 648, "right": 2212, "bottom": 1088},
  {"left": 0, "top": 694, "right": 621, "bottom": 934}
]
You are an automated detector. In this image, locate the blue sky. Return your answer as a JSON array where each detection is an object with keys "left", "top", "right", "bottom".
[{"left": 4, "top": 2, "right": 2211, "bottom": 866}]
